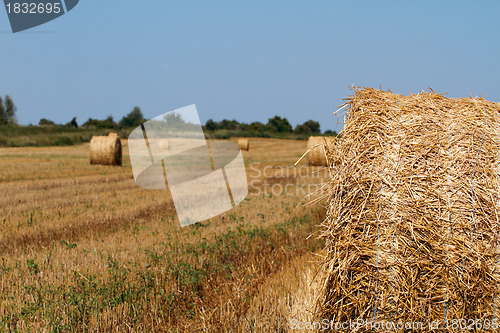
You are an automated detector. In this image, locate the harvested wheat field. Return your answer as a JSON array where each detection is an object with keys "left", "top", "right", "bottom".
[
  {"left": 0, "top": 138, "right": 329, "bottom": 332},
  {"left": 317, "top": 87, "right": 500, "bottom": 331}
]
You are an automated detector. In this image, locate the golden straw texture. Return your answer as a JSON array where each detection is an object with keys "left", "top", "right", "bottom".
[
  {"left": 89, "top": 133, "right": 122, "bottom": 166},
  {"left": 316, "top": 87, "right": 500, "bottom": 330},
  {"left": 307, "top": 136, "right": 336, "bottom": 166}
]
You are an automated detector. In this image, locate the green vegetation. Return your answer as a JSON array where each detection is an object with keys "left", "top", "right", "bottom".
[
  {"left": 0, "top": 97, "right": 338, "bottom": 147},
  {"left": 203, "top": 117, "right": 336, "bottom": 140},
  {"left": 0, "top": 125, "right": 133, "bottom": 147},
  {"left": 118, "top": 106, "right": 145, "bottom": 128},
  {"left": 0, "top": 95, "right": 17, "bottom": 125},
  {"left": 0, "top": 104, "right": 142, "bottom": 147}
]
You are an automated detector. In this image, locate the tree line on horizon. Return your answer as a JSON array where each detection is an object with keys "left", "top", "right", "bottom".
[
  {"left": 204, "top": 116, "right": 336, "bottom": 136},
  {"left": 37, "top": 106, "right": 145, "bottom": 130},
  {"left": 37, "top": 108, "right": 338, "bottom": 136},
  {"left": 0, "top": 96, "right": 337, "bottom": 137}
]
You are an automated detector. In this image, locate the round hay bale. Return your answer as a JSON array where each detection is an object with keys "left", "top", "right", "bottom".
[
  {"left": 316, "top": 87, "right": 500, "bottom": 325},
  {"left": 148, "top": 138, "right": 170, "bottom": 152},
  {"left": 89, "top": 133, "right": 122, "bottom": 166},
  {"left": 238, "top": 138, "right": 249, "bottom": 151},
  {"left": 307, "top": 136, "right": 335, "bottom": 166},
  {"left": 158, "top": 139, "right": 170, "bottom": 151}
]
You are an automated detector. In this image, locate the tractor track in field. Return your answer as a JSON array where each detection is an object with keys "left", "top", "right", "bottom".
[
  {"left": 0, "top": 201, "right": 175, "bottom": 254},
  {"left": 0, "top": 172, "right": 303, "bottom": 254}
]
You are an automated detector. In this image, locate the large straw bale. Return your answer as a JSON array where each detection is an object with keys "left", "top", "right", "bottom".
[
  {"left": 89, "top": 133, "right": 122, "bottom": 166},
  {"left": 307, "top": 136, "right": 336, "bottom": 166},
  {"left": 316, "top": 87, "right": 500, "bottom": 329}
]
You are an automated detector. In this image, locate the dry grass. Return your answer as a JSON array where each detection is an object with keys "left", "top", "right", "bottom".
[
  {"left": 317, "top": 87, "right": 500, "bottom": 331},
  {"left": 237, "top": 252, "right": 325, "bottom": 332},
  {"left": 0, "top": 137, "right": 327, "bottom": 331}
]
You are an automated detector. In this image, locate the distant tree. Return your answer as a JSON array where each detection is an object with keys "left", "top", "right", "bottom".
[
  {"left": 163, "top": 112, "right": 186, "bottom": 125},
  {"left": 247, "top": 121, "right": 267, "bottom": 132},
  {"left": 82, "top": 118, "right": 98, "bottom": 127},
  {"left": 238, "top": 122, "right": 249, "bottom": 131},
  {"left": 102, "top": 116, "right": 117, "bottom": 128},
  {"left": 119, "top": 106, "right": 145, "bottom": 128},
  {"left": 219, "top": 119, "right": 240, "bottom": 131},
  {"left": 83, "top": 116, "right": 117, "bottom": 129},
  {"left": 293, "top": 120, "right": 321, "bottom": 135},
  {"left": 267, "top": 116, "right": 292, "bottom": 133},
  {"left": 0, "top": 97, "right": 6, "bottom": 126},
  {"left": 65, "top": 117, "right": 78, "bottom": 128},
  {"left": 4, "top": 95, "right": 17, "bottom": 124},
  {"left": 324, "top": 129, "right": 338, "bottom": 136},
  {"left": 205, "top": 119, "right": 219, "bottom": 131},
  {"left": 39, "top": 118, "right": 56, "bottom": 126}
]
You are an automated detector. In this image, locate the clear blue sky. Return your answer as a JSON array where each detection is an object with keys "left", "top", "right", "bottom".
[{"left": 1, "top": 1, "right": 499, "bottom": 133}]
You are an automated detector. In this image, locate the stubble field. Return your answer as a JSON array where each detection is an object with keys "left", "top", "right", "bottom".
[{"left": 0, "top": 138, "right": 329, "bottom": 332}]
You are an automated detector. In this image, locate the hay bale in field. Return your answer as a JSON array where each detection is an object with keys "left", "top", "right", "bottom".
[
  {"left": 307, "top": 136, "right": 336, "bottom": 166},
  {"left": 238, "top": 138, "right": 249, "bottom": 151},
  {"left": 147, "top": 138, "right": 170, "bottom": 152},
  {"left": 89, "top": 133, "right": 122, "bottom": 166},
  {"left": 316, "top": 87, "right": 500, "bottom": 327},
  {"left": 159, "top": 139, "right": 170, "bottom": 151}
]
